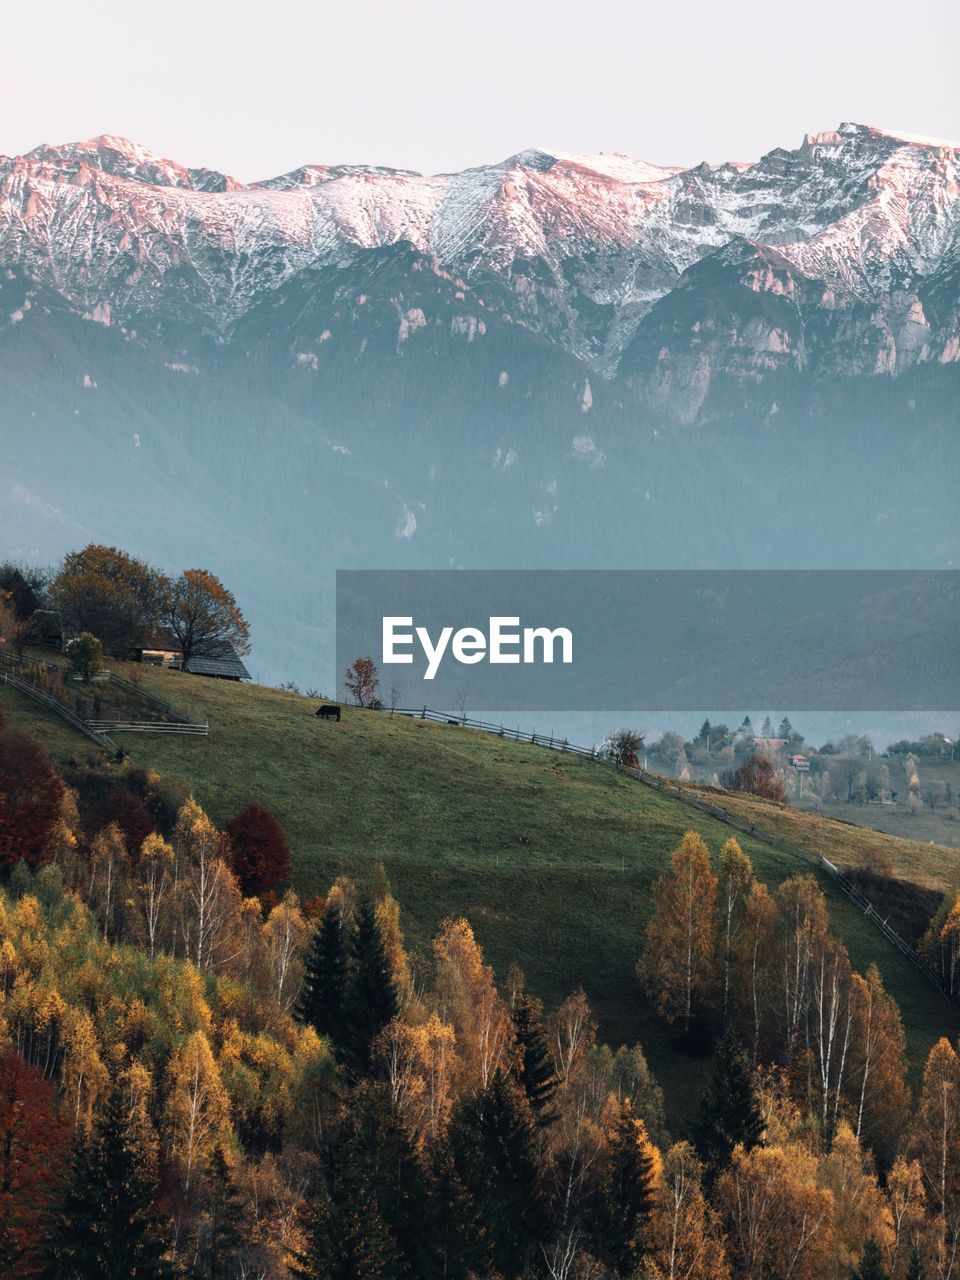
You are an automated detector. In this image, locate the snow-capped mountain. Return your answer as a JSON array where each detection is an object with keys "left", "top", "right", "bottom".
[
  {"left": 1, "top": 123, "right": 958, "bottom": 681},
  {"left": 1, "top": 122, "right": 958, "bottom": 411}
]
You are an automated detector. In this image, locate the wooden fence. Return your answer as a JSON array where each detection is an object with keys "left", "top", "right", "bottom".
[
  {"left": 86, "top": 720, "right": 209, "bottom": 735},
  {"left": 1, "top": 670, "right": 126, "bottom": 757},
  {"left": 0, "top": 650, "right": 206, "bottom": 738}
]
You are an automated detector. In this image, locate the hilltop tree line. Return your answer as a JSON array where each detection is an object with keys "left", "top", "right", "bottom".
[
  {"left": 2, "top": 719, "right": 960, "bottom": 1275},
  {"left": 0, "top": 548, "right": 250, "bottom": 662}
]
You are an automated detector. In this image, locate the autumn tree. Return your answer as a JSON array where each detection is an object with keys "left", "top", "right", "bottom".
[
  {"left": 163, "top": 1030, "right": 232, "bottom": 1194},
  {"left": 0, "top": 728, "right": 65, "bottom": 870},
  {"left": 86, "top": 823, "right": 132, "bottom": 940},
  {"left": 645, "top": 1141, "right": 730, "bottom": 1280},
  {"left": 912, "top": 1037, "right": 960, "bottom": 1219},
  {"left": 0, "top": 563, "right": 44, "bottom": 622},
  {"left": 0, "top": 591, "right": 16, "bottom": 655},
  {"left": 550, "top": 987, "right": 597, "bottom": 1088},
  {"left": 344, "top": 656, "right": 380, "bottom": 708},
  {"left": 52, "top": 545, "right": 169, "bottom": 658},
  {"left": 717, "top": 1142, "right": 833, "bottom": 1280},
  {"left": 603, "top": 728, "right": 646, "bottom": 769},
  {"left": 166, "top": 568, "right": 250, "bottom": 664},
  {"left": 262, "top": 891, "right": 308, "bottom": 1012},
  {"left": 775, "top": 873, "right": 829, "bottom": 1062},
  {"left": 922, "top": 894, "right": 960, "bottom": 1001},
  {"left": 722, "top": 754, "right": 786, "bottom": 803},
  {"left": 375, "top": 889, "right": 414, "bottom": 1006},
  {"left": 0, "top": 1049, "right": 72, "bottom": 1278},
  {"left": 45, "top": 1088, "right": 171, "bottom": 1279},
  {"left": 133, "top": 833, "right": 176, "bottom": 959},
  {"left": 433, "top": 917, "right": 512, "bottom": 1091},
  {"left": 885, "top": 1157, "right": 928, "bottom": 1280},
  {"left": 375, "top": 1012, "right": 459, "bottom": 1149},
  {"left": 730, "top": 879, "right": 777, "bottom": 1059},
  {"left": 818, "top": 1124, "right": 891, "bottom": 1280},
  {"left": 225, "top": 802, "right": 291, "bottom": 898},
  {"left": 715, "top": 838, "right": 754, "bottom": 1020},
  {"left": 846, "top": 964, "right": 910, "bottom": 1165},
  {"left": 639, "top": 832, "right": 718, "bottom": 1032},
  {"left": 808, "top": 931, "right": 854, "bottom": 1135},
  {"left": 173, "top": 799, "right": 243, "bottom": 972}
]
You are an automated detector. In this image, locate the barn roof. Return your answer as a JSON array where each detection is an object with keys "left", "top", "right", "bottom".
[{"left": 183, "top": 643, "right": 251, "bottom": 680}]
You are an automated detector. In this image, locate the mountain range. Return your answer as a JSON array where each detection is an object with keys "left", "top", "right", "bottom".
[{"left": 1, "top": 123, "right": 957, "bottom": 683}]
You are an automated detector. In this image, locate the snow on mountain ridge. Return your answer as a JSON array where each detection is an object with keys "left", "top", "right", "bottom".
[{"left": 0, "top": 123, "right": 956, "bottom": 365}]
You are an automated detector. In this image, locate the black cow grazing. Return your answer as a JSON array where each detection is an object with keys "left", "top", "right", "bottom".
[{"left": 315, "top": 705, "right": 341, "bottom": 722}]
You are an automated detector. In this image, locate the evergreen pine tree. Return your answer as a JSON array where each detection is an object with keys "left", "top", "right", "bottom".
[
  {"left": 345, "top": 900, "right": 399, "bottom": 1076},
  {"left": 293, "top": 1141, "right": 403, "bottom": 1280},
  {"left": 418, "top": 1147, "right": 489, "bottom": 1280},
  {"left": 852, "top": 1237, "right": 889, "bottom": 1280},
  {"left": 512, "top": 994, "right": 557, "bottom": 1123},
  {"left": 193, "top": 1146, "right": 245, "bottom": 1280},
  {"left": 350, "top": 1084, "right": 426, "bottom": 1270},
  {"left": 296, "top": 903, "right": 349, "bottom": 1055},
  {"left": 591, "top": 1099, "right": 658, "bottom": 1277},
  {"left": 45, "top": 1090, "right": 171, "bottom": 1280},
  {"left": 904, "top": 1245, "right": 925, "bottom": 1280},
  {"left": 692, "top": 1033, "right": 763, "bottom": 1177},
  {"left": 449, "top": 1070, "right": 546, "bottom": 1277}
]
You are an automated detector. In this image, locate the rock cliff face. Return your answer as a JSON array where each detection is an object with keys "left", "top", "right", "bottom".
[{"left": 1, "top": 123, "right": 957, "bottom": 422}]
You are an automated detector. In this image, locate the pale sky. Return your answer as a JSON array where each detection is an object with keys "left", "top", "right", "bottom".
[{"left": 5, "top": 0, "right": 958, "bottom": 180}]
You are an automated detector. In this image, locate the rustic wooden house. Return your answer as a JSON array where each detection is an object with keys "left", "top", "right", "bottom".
[{"left": 138, "top": 632, "right": 251, "bottom": 681}]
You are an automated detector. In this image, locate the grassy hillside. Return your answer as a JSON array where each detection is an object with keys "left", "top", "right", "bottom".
[
  {"left": 3, "top": 665, "right": 959, "bottom": 1125},
  {"left": 679, "top": 783, "right": 960, "bottom": 896}
]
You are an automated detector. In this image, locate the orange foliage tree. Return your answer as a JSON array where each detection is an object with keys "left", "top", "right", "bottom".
[{"left": 639, "top": 832, "right": 718, "bottom": 1032}]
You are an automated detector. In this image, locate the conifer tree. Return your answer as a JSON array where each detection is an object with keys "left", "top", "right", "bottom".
[
  {"left": 591, "top": 1099, "right": 659, "bottom": 1277},
  {"left": 693, "top": 1033, "right": 763, "bottom": 1177},
  {"left": 852, "top": 1237, "right": 889, "bottom": 1280},
  {"left": 904, "top": 1245, "right": 925, "bottom": 1280},
  {"left": 449, "top": 1069, "right": 546, "bottom": 1277},
  {"left": 296, "top": 902, "right": 349, "bottom": 1054},
  {"left": 419, "top": 1147, "right": 488, "bottom": 1280},
  {"left": 45, "top": 1089, "right": 171, "bottom": 1280},
  {"left": 294, "top": 1143, "right": 403, "bottom": 1280},
  {"left": 348, "top": 1084, "right": 426, "bottom": 1269},
  {"left": 512, "top": 994, "right": 557, "bottom": 1122},
  {"left": 345, "top": 900, "right": 399, "bottom": 1076},
  {"left": 193, "top": 1147, "right": 245, "bottom": 1280}
]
